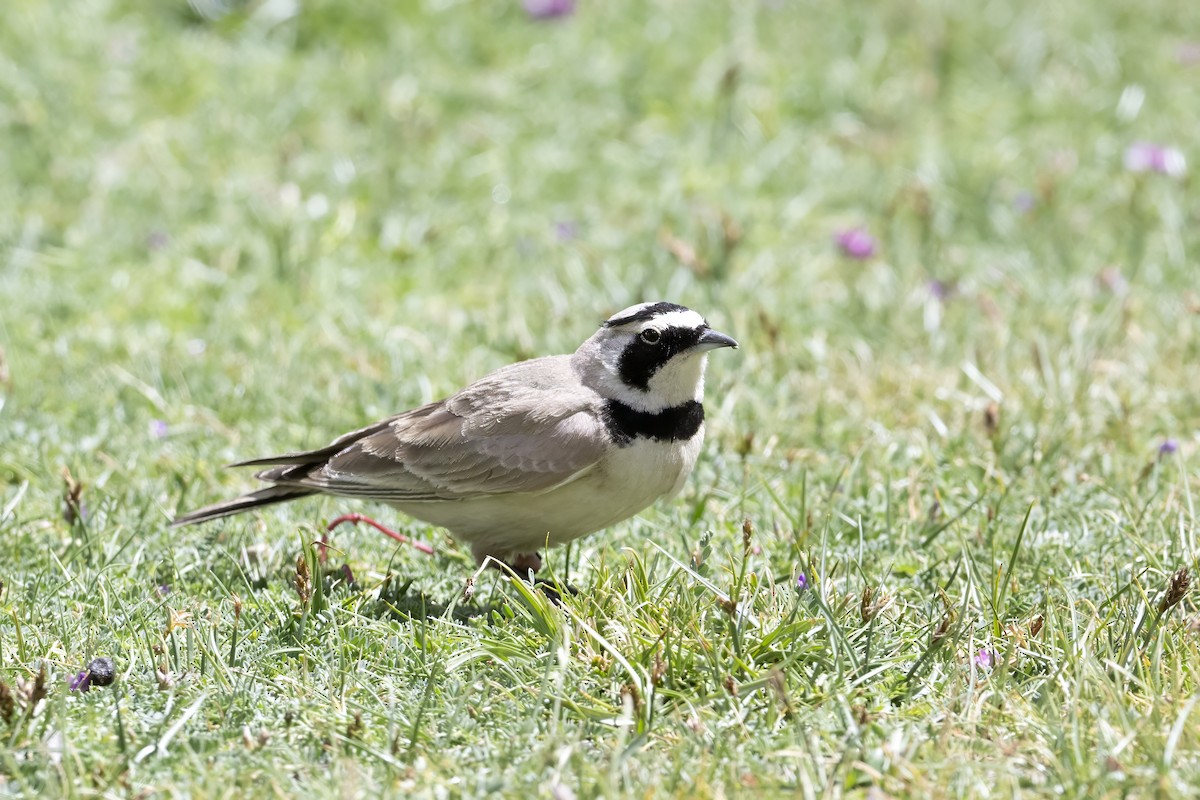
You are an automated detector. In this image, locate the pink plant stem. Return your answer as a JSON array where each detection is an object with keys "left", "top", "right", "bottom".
[{"left": 323, "top": 513, "right": 436, "bottom": 560}]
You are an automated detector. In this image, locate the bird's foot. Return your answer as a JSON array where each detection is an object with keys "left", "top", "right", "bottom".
[
  {"left": 477, "top": 551, "right": 576, "bottom": 605},
  {"left": 533, "top": 578, "right": 579, "bottom": 606},
  {"left": 322, "top": 513, "right": 435, "bottom": 562},
  {"left": 492, "top": 552, "right": 579, "bottom": 605}
]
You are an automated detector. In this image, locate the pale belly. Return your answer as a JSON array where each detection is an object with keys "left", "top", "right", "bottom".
[{"left": 391, "top": 430, "right": 705, "bottom": 560}]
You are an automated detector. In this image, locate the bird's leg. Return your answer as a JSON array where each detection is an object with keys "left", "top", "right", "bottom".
[
  {"left": 503, "top": 552, "right": 544, "bottom": 575},
  {"left": 474, "top": 550, "right": 577, "bottom": 605},
  {"left": 322, "top": 513, "right": 435, "bottom": 562},
  {"left": 489, "top": 551, "right": 580, "bottom": 605}
]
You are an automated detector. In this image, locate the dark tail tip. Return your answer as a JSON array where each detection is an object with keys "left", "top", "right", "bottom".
[{"left": 171, "top": 486, "right": 317, "bottom": 527}]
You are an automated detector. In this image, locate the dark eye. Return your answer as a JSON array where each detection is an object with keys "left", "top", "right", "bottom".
[{"left": 640, "top": 328, "right": 661, "bottom": 344}]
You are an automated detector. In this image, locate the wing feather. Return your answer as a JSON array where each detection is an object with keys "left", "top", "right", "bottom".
[{"left": 257, "top": 357, "right": 608, "bottom": 502}]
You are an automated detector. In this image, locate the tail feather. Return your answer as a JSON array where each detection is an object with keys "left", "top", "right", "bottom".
[
  {"left": 227, "top": 453, "right": 321, "bottom": 469},
  {"left": 176, "top": 416, "right": 402, "bottom": 527},
  {"left": 171, "top": 485, "right": 317, "bottom": 527},
  {"left": 225, "top": 417, "right": 397, "bottom": 470}
]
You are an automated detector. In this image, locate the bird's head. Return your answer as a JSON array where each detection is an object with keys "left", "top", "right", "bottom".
[{"left": 574, "top": 302, "right": 738, "bottom": 412}]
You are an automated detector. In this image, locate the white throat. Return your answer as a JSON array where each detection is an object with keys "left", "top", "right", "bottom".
[{"left": 582, "top": 349, "right": 709, "bottom": 413}]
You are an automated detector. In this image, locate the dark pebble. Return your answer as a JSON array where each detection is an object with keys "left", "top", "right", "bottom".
[{"left": 87, "top": 657, "right": 116, "bottom": 687}]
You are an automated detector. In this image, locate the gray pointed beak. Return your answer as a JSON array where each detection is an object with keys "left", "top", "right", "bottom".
[{"left": 696, "top": 328, "right": 739, "bottom": 351}]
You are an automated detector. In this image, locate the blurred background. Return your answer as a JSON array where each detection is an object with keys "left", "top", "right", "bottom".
[{"left": 3, "top": 0, "right": 1196, "bottom": 461}]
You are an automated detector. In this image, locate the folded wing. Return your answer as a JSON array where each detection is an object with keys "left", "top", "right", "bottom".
[{"left": 245, "top": 359, "right": 608, "bottom": 503}]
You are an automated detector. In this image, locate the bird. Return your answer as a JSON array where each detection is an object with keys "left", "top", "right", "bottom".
[{"left": 172, "top": 301, "right": 738, "bottom": 575}]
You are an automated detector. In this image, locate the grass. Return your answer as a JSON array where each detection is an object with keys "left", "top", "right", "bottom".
[{"left": 1, "top": 0, "right": 1198, "bottom": 796}]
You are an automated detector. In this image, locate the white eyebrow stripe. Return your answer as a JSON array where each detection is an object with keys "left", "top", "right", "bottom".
[{"left": 640, "top": 309, "right": 706, "bottom": 330}]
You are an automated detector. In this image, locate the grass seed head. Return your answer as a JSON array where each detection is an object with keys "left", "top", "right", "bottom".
[
  {"left": 166, "top": 608, "right": 193, "bottom": 635},
  {"left": 61, "top": 467, "right": 85, "bottom": 526},
  {"left": 156, "top": 662, "right": 173, "bottom": 691},
  {"left": 984, "top": 403, "right": 1000, "bottom": 437},
  {"left": 860, "top": 586, "right": 880, "bottom": 623},
  {"left": 1158, "top": 567, "right": 1190, "bottom": 615},
  {"left": 23, "top": 666, "right": 48, "bottom": 709},
  {"left": 651, "top": 653, "right": 666, "bottom": 687},
  {"left": 295, "top": 553, "right": 312, "bottom": 606},
  {"left": 932, "top": 610, "right": 955, "bottom": 644},
  {"left": 346, "top": 711, "right": 364, "bottom": 739},
  {"left": 0, "top": 681, "right": 14, "bottom": 724}
]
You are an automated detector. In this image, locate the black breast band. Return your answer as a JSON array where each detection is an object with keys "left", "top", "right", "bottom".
[{"left": 604, "top": 400, "right": 704, "bottom": 445}]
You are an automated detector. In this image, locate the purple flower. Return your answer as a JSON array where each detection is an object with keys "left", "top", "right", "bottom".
[
  {"left": 523, "top": 0, "right": 575, "bottom": 19},
  {"left": 1178, "top": 42, "right": 1200, "bottom": 68},
  {"left": 834, "top": 228, "right": 877, "bottom": 260},
  {"left": 1124, "top": 142, "right": 1187, "bottom": 177},
  {"left": 927, "top": 279, "right": 951, "bottom": 301},
  {"left": 554, "top": 220, "right": 579, "bottom": 242},
  {"left": 973, "top": 648, "right": 996, "bottom": 670},
  {"left": 1012, "top": 191, "right": 1036, "bottom": 213},
  {"left": 796, "top": 573, "right": 808, "bottom": 591},
  {"left": 146, "top": 230, "right": 170, "bottom": 251},
  {"left": 69, "top": 671, "right": 92, "bottom": 693},
  {"left": 1159, "top": 439, "right": 1180, "bottom": 458},
  {"left": 149, "top": 419, "right": 169, "bottom": 439}
]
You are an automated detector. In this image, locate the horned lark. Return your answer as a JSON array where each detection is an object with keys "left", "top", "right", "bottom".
[{"left": 173, "top": 302, "right": 738, "bottom": 573}]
